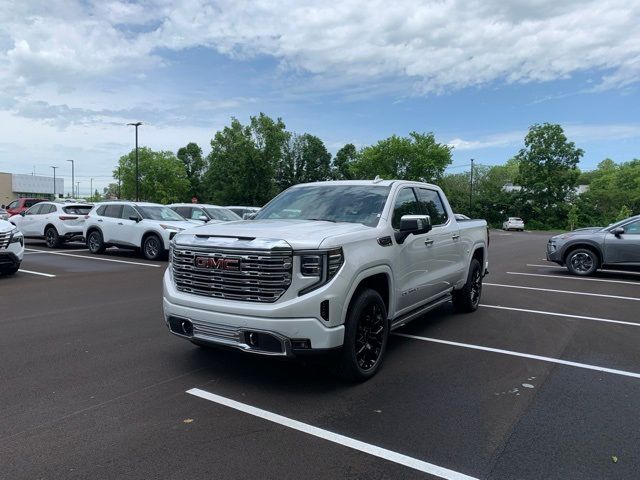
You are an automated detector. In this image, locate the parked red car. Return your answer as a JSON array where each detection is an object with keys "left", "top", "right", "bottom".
[{"left": 4, "top": 198, "right": 48, "bottom": 216}]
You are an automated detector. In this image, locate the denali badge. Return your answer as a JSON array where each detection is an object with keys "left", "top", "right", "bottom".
[{"left": 195, "top": 256, "right": 240, "bottom": 271}]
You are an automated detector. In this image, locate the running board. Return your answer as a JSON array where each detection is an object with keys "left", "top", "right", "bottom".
[{"left": 390, "top": 294, "right": 452, "bottom": 331}]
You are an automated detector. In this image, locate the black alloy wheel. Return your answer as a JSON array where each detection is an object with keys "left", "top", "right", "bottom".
[
  {"left": 355, "top": 302, "right": 386, "bottom": 371},
  {"left": 143, "top": 234, "right": 162, "bottom": 260},
  {"left": 45, "top": 227, "right": 61, "bottom": 248},
  {"left": 566, "top": 248, "right": 598, "bottom": 276}
]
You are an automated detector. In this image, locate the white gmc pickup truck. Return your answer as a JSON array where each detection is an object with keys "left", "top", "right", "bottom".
[{"left": 163, "top": 180, "right": 488, "bottom": 380}]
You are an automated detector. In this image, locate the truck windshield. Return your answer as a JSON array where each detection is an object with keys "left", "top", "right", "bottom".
[{"left": 254, "top": 185, "right": 391, "bottom": 227}]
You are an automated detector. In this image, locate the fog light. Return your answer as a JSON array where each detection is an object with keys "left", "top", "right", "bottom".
[{"left": 291, "top": 339, "right": 311, "bottom": 349}]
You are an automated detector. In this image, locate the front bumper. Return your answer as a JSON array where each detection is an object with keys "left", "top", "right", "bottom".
[
  {"left": 0, "top": 252, "right": 21, "bottom": 270},
  {"left": 546, "top": 241, "right": 563, "bottom": 263},
  {"left": 163, "top": 272, "right": 345, "bottom": 356}
]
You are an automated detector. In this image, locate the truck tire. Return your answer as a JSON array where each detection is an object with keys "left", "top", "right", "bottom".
[
  {"left": 45, "top": 226, "right": 62, "bottom": 248},
  {"left": 336, "top": 288, "right": 389, "bottom": 382},
  {"left": 452, "top": 258, "right": 482, "bottom": 313},
  {"left": 87, "top": 230, "right": 106, "bottom": 254},
  {"left": 565, "top": 248, "right": 599, "bottom": 276},
  {"left": 2, "top": 264, "right": 20, "bottom": 275}
]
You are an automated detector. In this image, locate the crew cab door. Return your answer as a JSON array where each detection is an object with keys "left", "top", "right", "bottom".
[
  {"left": 604, "top": 219, "right": 640, "bottom": 264},
  {"left": 416, "top": 188, "right": 464, "bottom": 294}
]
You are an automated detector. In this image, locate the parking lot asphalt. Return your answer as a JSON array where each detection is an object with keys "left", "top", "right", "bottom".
[{"left": 1, "top": 232, "right": 639, "bottom": 479}]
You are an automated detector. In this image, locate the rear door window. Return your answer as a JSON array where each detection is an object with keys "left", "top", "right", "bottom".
[
  {"left": 416, "top": 188, "right": 448, "bottom": 225},
  {"left": 25, "top": 204, "right": 43, "bottom": 215},
  {"left": 103, "top": 204, "right": 123, "bottom": 218}
]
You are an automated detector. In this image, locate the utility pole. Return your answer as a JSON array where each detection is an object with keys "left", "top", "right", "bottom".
[
  {"left": 90, "top": 178, "right": 93, "bottom": 202},
  {"left": 50, "top": 166, "right": 58, "bottom": 199},
  {"left": 76, "top": 181, "right": 80, "bottom": 199},
  {"left": 469, "top": 158, "right": 474, "bottom": 213},
  {"left": 127, "top": 122, "right": 143, "bottom": 201},
  {"left": 67, "top": 159, "right": 75, "bottom": 198}
]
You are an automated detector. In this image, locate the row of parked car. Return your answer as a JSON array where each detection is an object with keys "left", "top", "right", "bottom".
[{"left": 3, "top": 198, "right": 261, "bottom": 260}]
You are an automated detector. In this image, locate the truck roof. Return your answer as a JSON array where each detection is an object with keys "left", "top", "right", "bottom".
[{"left": 291, "top": 179, "right": 441, "bottom": 189}]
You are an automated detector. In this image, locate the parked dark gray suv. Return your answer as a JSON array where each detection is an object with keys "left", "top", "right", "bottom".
[{"left": 547, "top": 215, "right": 640, "bottom": 275}]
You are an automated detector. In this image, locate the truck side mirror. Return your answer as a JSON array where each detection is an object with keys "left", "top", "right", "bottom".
[
  {"left": 395, "top": 215, "right": 432, "bottom": 244},
  {"left": 612, "top": 226, "right": 625, "bottom": 237},
  {"left": 199, "top": 215, "right": 209, "bottom": 222},
  {"left": 129, "top": 215, "right": 141, "bottom": 223}
]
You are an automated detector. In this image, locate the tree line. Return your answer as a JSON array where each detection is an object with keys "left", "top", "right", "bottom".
[{"left": 104, "top": 114, "right": 638, "bottom": 230}]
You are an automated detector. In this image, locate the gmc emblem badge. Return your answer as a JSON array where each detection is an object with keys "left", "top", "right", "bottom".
[{"left": 195, "top": 256, "right": 240, "bottom": 271}]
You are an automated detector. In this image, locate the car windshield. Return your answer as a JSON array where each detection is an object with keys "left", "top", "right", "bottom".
[
  {"left": 138, "top": 206, "right": 185, "bottom": 221},
  {"left": 204, "top": 207, "right": 241, "bottom": 221},
  {"left": 254, "top": 185, "right": 391, "bottom": 227}
]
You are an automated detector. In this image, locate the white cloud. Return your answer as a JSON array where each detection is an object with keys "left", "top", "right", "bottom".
[{"left": 1, "top": 0, "right": 639, "bottom": 95}]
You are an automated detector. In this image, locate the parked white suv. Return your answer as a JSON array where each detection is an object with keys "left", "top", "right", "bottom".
[
  {"left": 0, "top": 219, "right": 24, "bottom": 275},
  {"left": 84, "top": 202, "right": 197, "bottom": 260},
  {"left": 503, "top": 217, "right": 525, "bottom": 231},
  {"left": 8, "top": 202, "right": 92, "bottom": 248},
  {"left": 168, "top": 203, "right": 241, "bottom": 223},
  {"left": 164, "top": 180, "right": 489, "bottom": 380}
]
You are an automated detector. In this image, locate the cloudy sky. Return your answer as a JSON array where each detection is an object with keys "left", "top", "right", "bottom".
[{"left": 1, "top": 0, "right": 639, "bottom": 195}]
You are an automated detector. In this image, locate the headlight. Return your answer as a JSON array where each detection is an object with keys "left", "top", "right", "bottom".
[
  {"left": 298, "top": 248, "right": 343, "bottom": 295},
  {"left": 159, "top": 224, "right": 184, "bottom": 232},
  {"left": 9, "top": 228, "right": 23, "bottom": 245}
]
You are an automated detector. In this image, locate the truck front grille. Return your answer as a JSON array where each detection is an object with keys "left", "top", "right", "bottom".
[
  {"left": 171, "top": 246, "right": 293, "bottom": 303},
  {"left": 0, "top": 231, "right": 11, "bottom": 249}
]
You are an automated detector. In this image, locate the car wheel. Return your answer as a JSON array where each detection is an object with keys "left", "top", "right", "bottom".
[
  {"left": 566, "top": 248, "right": 599, "bottom": 276},
  {"left": 87, "top": 230, "right": 106, "bottom": 254},
  {"left": 45, "top": 226, "right": 61, "bottom": 248},
  {"left": 1, "top": 264, "right": 20, "bottom": 275},
  {"left": 335, "top": 288, "right": 388, "bottom": 382},
  {"left": 452, "top": 258, "right": 483, "bottom": 313},
  {"left": 142, "top": 234, "right": 163, "bottom": 260}
]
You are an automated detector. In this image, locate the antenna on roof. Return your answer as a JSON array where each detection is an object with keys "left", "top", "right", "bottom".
[{"left": 373, "top": 175, "right": 383, "bottom": 184}]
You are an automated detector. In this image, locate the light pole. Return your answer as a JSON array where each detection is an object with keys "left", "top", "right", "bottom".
[
  {"left": 469, "top": 158, "right": 475, "bottom": 213},
  {"left": 67, "top": 159, "right": 74, "bottom": 198},
  {"left": 90, "top": 178, "right": 93, "bottom": 202},
  {"left": 50, "top": 166, "right": 58, "bottom": 199},
  {"left": 127, "top": 122, "right": 142, "bottom": 201}
]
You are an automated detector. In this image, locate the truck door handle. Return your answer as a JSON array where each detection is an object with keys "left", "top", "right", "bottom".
[
  {"left": 452, "top": 234, "right": 460, "bottom": 240},
  {"left": 425, "top": 239, "right": 434, "bottom": 246},
  {"left": 98, "top": 219, "right": 103, "bottom": 222},
  {"left": 117, "top": 222, "right": 123, "bottom": 225}
]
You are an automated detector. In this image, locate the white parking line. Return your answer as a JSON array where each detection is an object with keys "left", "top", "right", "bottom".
[
  {"left": 484, "top": 283, "right": 640, "bottom": 301},
  {"left": 18, "top": 269, "right": 56, "bottom": 278},
  {"left": 24, "top": 249, "right": 87, "bottom": 255},
  {"left": 187, "top": 388, "right": 478, "bottom": 480},
  {"left": 480, "top": 304, "right": 640, "bottom": 328},
  {"left": 507, "top": 271, "right": 640, "bottom": 286},
  {"left": 528, "top": 264, "right": 640, "bottom": 276},
  {"left": 394, "top": 333, "right": 640, "bottom": 379},
  {"left": 30, "top": 251, "right": 161, "bottom": 268}
]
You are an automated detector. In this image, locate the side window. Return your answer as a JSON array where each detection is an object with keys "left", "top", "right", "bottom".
[
  {"left": 416, "top": 189, "right": 448, "bottom": 225},
  {"left": 96, "top": 205, "right": 107, "bottom": 216},
  {"left": 7, "top": 200, "right": 18, "bottom": 209},
  {"left": 172, "top": 207, "right": 189, "bottom": 218},
  {"left": 392, "top": 188, "right": 420, "bottom": 229},
  {"left": 121, "top": 205, "right": 138, "bottom": 219},
  {"left": 190, "top": 208, "right": 205, "bottom": 220},
  {"left": 44, "top": 204, "right": 56, "bottom": 214},
  {"left": 103, "top": 204, "right": 123, "bottom": 218},
  {"left": 26, "top": 204, "right": 43, "bottom": 215},
  {"left": 25, "top": 200, "right": 37, "bottom": 208},
  {"left": 624, "top": 220, "right": 640, "bottom": 234}
]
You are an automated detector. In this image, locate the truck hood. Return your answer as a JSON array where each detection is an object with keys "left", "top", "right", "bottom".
[{"left": 174, "top": 219, "right": 373, "bottom": 250}]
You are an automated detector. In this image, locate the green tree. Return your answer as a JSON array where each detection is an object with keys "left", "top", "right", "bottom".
[
  {"left": 515, "top": 123, "right": 583, "bottom": 228},
  {"left": 616, "top": 205, "right": 633, "bottom": 221},
  {"left": 102, "top": 183, "right": 120, "bottom": 199},
  {"left": 567, "top": 203, "right": 579, "bottom": 230},
  {"left": 114, "top": 147, "right": 190, "bottom": 203},
  {"left": 332, "top": 143, "right": 357, "bottom": 180},
  {"left": 351, "top": 132, "right": 452, "bottom": 182},
  {"left": 177, "top": 142, "right": 205, "bottom": 200}
]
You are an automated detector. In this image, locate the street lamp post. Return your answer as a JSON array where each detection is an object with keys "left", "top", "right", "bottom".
[
  {"left": 50, "top": 166, "right": 58, "bottom": 199},
  {"left": 67, "top": 159, "right": 74, "bottom": 198},
  {"left": 127, "top": 122, "right": 143, "bottom": 201}
]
